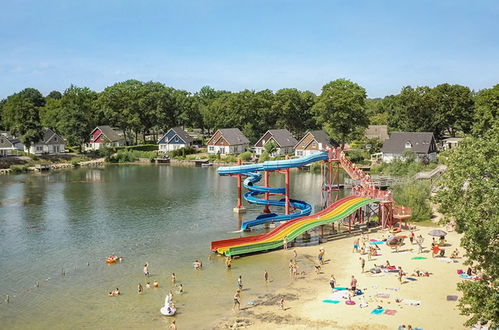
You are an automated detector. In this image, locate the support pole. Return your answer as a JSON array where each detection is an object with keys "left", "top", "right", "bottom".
[
  {"left": 328, "top": 160, "right": 333, "bottom": 205},
  {"left": 263, "top": 170, "right": 271, "bottom": 213},
  {"left": 285, "top": 168, "right": 290, "bottom": 215},
  {"left": 233, "top": 158, "right": 246, "bottom": 213}
]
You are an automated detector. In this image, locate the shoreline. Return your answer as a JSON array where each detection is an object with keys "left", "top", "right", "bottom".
[{"left": 211, "top": 225, "right": 468, "bottom": 330}]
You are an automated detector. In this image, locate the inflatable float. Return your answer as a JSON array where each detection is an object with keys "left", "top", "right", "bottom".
[
  {"left": 105, "top": 256, "right": 119, "bottom": 264},
  {"left": 160, "top": 294, "right": 176, "bottom": 316}
]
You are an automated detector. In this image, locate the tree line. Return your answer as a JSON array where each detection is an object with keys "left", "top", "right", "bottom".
[{"left": 0, "top": 79, "right": 497, "bottom": 151}]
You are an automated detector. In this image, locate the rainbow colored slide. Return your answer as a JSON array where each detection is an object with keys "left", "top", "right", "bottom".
[{"left": 211, "top": 196, "right": 376, "bottom": 256}]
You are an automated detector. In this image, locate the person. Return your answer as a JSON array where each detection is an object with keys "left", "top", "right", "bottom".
[
  {"left": 398, "top": 267, "right": 404, "bottom": 283},
  {"left": 169, "top": 320, "right": 177, "bottom": 330},
  {"left": 431, "top": 238, "right": 436, "bottom": 247},
  {"left": 279, "top": 298, "right": 285, "bottom": 310},
  {"left": 137, "top": 283, "right": 143, "bottom": 294},
  {"left": 293, "top": 249, "right": 297, "bottom": 261},
  {"left": 108, "top": 291, "right": 114, "bottom": 297},
  {"left": 171, "top": 273, "right": 176, "bottom": 284},
  {"left": 143, "top": 263, "right": 150, "bottom": 276},
  {"left": 193, "top": 260, "right": 201, "bottom": 270},
  {"left": 225, "top": 257, "right": 232, "bottom": 269},
  {"left": 237, "top": 275, "right": 243, "bottom": 289},
  {"left": 417, "top": 235, "right": 424, "bottom": 254},
  {"left": 291, "top": 264, "right": 298, "bottom": 279},
  {"left": 176, "top": 284, "right": 183, "bottom": 294},
  {"left": 451, "top": 248, "right": 459, "bottom": 259},
  {"left": 409, "top": 231, "right": 415, "bottom": 244},
  {"left": 359, "top": 257, "right": 366, "bottom": 273},
  {"left": 153, "top": 280, "right": 159, "bottom": 288},
  {"left": 314, "top": 264, "right": 321, "bottom": 274},
  {"left": 350, "top": 275, "right": 357, "bottom": 295},
  {"left": 385, "top": 260, "right": 391, "bottom": 268},
  {"left": 110, "top": 288, "right": 120, "bottom": 296},
  {"left": 353, "top": 239, "right": 359, "bottom": 253},
  {"left": 233, "top": 291, "right": 241, "bottom": 312},
  {"left": 145, "top": 281, "right": 151, "bottom": 289},
  {"left": 264, "top": 270, "right": 269, "bottom": 283},
  {"left": 318, "top": 247, "right": 325, "bottom": 265},
  {"left": 432, "top": 244, "right": 440, "bottom": 258},
  {"left": 283, "top": 236, "right": 288, "bottom": 250},
  {"left": 329, "top": 275, "right": 336, "bottom": 290}
]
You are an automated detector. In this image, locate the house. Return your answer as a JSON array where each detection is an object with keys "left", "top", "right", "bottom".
[
  {"left": 84, "top": 126, "right": 126, "bottom": 151},
  {"left": 0, "top": 133, "right": 24, "bottom": 157},
  {"left": 254, "top": 129, "right": 298, "bottom": 156},
  {"left": 207, "top": 128, "right": 249, "bottom": 155},
  {"left": 365, "top": 125, "right": 389, "bottom": 142},
  {"left": 381, "top": 132, "right": 437, "bottom": 163},
  {"left": 440, "top": 137, "right": 464, "bottom": 151},
  {"left": 294, "top": 130, "right": 338, "bottom": 157},
  {"left": 157, "top": 127, "right": 194, "bottom": 152},
  {"left": 25, "top": 128, "right": 65, "bottom": 154}
]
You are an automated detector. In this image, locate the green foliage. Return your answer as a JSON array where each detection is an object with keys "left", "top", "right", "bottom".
[
  {"left": 9, "top": 164, "right": 30, "bottom": 173},
  {"left": 370, "top": 159, "right": 428, "bottom": 176},
  {"left": 223, "top": 155, "right": 237, "bottom": 163},
  {"left": 264, "top": 140, "right": 278, "bottom": 155},
  {"left": 392, "top": 181, "right": 432, "bottom": 222},
  {"left": 435, "top": 125, "right": 499, "bottom": 327},
  {"left": 345, "top": 149, "right": 368, "bottom": 163},
  {"left": 115, "top": 144, "right": 158, "bottom": 152},
  {"left": 69, "top": 156, "right": 91, "bottom": 165},
  {"left": 472, "top": 84, "right": 499, "bottom": 137},
  {"left": 271, "top": 88, "right": 317, "bottom": 136},
  {"left": 108, "top": 150, "right": 158, "bottom": 163},
  {"left": 312, "top": 79, "right": 368, "bottom": 145},
  {"left": 259, "top": 151, "right": 270, "bottom": 162},
  {"left": 168, "top": 146, "right": 197, "bottom": 158},
  {"left": 238, "top": 151, "right": 253, "bottom": 162}
]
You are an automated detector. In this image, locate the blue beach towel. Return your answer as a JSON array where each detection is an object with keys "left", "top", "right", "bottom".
[
  {"left": 406, "top": 277, "right": 418, "bottom": 281},
  {"left": 369, "top": 241, "right": 384, "bottom": 245},
  {"left": 334, "top": 287, "right": 348, "bottom": 291},
  {"left": 371, "top": 308, "right": 385, "bottom": 315}
]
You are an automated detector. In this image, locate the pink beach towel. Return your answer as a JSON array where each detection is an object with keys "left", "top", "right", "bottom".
[{"left": 384, "top": 309, "right": 397, "bottom": 315}]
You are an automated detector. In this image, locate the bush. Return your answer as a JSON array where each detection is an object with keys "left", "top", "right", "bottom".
[
  {"left": 168, "top": 146, "right": 197, "bottom": 158},
  {"left": 69, "top": 156, "right": 91, "bottom": 166},
  {"left": 259, "top": 151, "right": 270, "bottom": 163},
  {"left": 116, "top": 144, "right": 158, "bottom": 152},
  {"left": 107, "top": 150, "right": 158, "bottom": 163},
  {"left": 345, "top": 149, "right": 369, "bottom": 163},
  {"left": 10, "top": 164, "right": 29, "bottom": 173},
  {"left": 238, "top": 151, "right": 253, "bottom": 162},
  {"left": 392, "top": 181, "right": 432, "bottom": 222},
  {"left": 223, "top": 155, "right": 237, "bottom": 163}
]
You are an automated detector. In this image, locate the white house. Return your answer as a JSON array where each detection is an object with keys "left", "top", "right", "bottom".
[
  {"left": 294, "top": 130, "right": 338, "bottom": 157},
  {"left": 381, "top": 132, "right": 437, "bottom": 163},
  {"left": 84, "top": 126, "right": 126, "bottom": 151},
  {"left": 25, "top": 128, "right": 65, "bottom": 155},
  {"left": 0, "top": 132, "right": 24, "bottom": 157},
  {"left": 158, "top": 127, "right": 194, "bottom": 153},
  {"left": 254, "top": 129, "right": 298, "bottom": 156},
  {"left": 207, "top": 128, "right": 249, "bottom": 155}
]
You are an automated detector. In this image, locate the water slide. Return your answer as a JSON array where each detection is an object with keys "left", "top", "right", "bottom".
[
  {"left": 218, "top": 152, "right": 329, "bottom": 230},
  {"left": 211, "top": 196, "right": 376, "bottom": 256}
]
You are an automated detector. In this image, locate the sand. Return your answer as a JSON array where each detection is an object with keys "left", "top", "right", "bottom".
[{"left": 214, "top": 225, "right": 469, "bottom": 329}]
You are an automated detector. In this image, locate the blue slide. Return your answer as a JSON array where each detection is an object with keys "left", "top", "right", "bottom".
[{"left": 218, "top": 152, "right": 329, "bottom": 230}]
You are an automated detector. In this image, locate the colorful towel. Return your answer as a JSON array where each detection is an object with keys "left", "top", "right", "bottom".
[
  {"left": 371, "top": 308, "right": 384, "bottom": 315},
  {"left": 323, "top": 299, "right": 340, "bottom": 304},
  {"left": 384, "top": 309, "right": 397, "bottom": 315},
  {"left": 375, "top": 293, "right": 390, "bottom": 298},
  {"left": 369, "top": 241, "right": 384, "bottom": 245},
  {"left": 406, "top": 277, "right": 418, "bottom": 281},
  {"left": 345, "top": 300, "right": 356, "bottom": 305},
  {"left": 412, "top": 257, "right": 427, "bottom": 260},
  {"left": 334, "top": 287, "right": 348, "bottom": 291}
]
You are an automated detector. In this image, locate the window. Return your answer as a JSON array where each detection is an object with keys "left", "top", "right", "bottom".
[
  {"left": 209, "top": 146, "right": 214, "bottom": 152},
  {"left": 174, "top": 136, "right": 179, "bottom": 143},
  {"left": 405, "top": 141, "right": 412, "bottom": 148},
  {"left": 312, "top": 142, "right": 317, "bottom": 148},
  {"left": 297, "top": 151, "right": 303, "bottom": 156},
  {"left": 54, "top": 137, "right": 58, "bottom": 142},
  {"left": 36, "top": 146, "right": 43, "bottom": 151}
]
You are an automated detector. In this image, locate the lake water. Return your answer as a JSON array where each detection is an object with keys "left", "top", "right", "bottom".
[{"left": 0, "top": 165, "right": 345, "bottom": 329}]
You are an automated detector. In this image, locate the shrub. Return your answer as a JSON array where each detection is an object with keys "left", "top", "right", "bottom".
[
  {"left": 108, "top": 150, "right": 158, "bottom": 163},
  {"left": 168, "top": 146, "right": 197, "bottom": 158},
  {"left": 224, "top": 155, "right": 237, "bottom": 163},
  {"left": 238, "top": 151, "right": 253, "bottom": 162},
  {"left": 10, "top": 164, "right": 29, "bottom": 173},
  {"left": 345, "top": 149, "right": 369, "bottom": 163},
  {"left": 116, "top": 144, "right": 159, "bottom": 152},
  {"left": 259, "top": 151, "right": 270, "bottom": 163},
  {"left": 392, "top": 181, "right": 432, "bottom": 222}
]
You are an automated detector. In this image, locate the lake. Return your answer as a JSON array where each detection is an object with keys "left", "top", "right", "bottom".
[{"left": 0, "top": 164, "right": 345, "bottom": 329}]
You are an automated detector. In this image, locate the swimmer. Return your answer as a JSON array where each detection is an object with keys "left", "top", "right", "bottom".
[
  {"left": 137, "top": 283, "right": 143, "bottom": 294},
  {"left": 143, "top": 263, "right": 150, "bottom": 276},
  {"left": 237, "top": 275, "right": 243, "bottom": 289},
  {"left": 225, "top": 257, "right": 232, "bottom": 269},
  {"left": 279, "top": 298, "right": 285, "bottom": 310},
  {"left": 153, "top": 280, "right": 159, "bottom": 288},
  {"left": 169, "top": 320, "right": 177, "bottom": 330},
  {"left": 264, "top": 270, "right": 269, "bottom": 283},
  {"left": 171, "top": 273, "right": 176, "bottom": 284},
  {"left": 145, "top": 281, "right": 151, "bottom": 289},
  {"left": 176, "top": 284, "right": 183, "bottom": 294},
  {"left": 193, "top": 260, "right": 201, "bottom": 270}
]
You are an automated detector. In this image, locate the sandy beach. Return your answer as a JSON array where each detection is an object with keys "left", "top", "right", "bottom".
[{"left": 214, "top": 225, "right": 468, "bottom": 330}]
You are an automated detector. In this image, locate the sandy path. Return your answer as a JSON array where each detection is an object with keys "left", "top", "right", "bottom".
[{"left": 214, "top": 225, "right": 468, "bottom": 330}]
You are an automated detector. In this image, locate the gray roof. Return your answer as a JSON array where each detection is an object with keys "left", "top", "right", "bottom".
[
  {"left": 170, "top": 127, "right": 194, "bottom": 143},
  {"left": 255, "top": 129, "right": 297, "bottom": 148},
  {"left": 382, "top": 132, "right": 435, "bottom": 154},
  {"left": 295, "top": 130, "right": 338, "bottom": 149},
  {"left": 39, "top": 128, "right": 64, "bottom": 145},
  {"left": 94, "top": 126, "right": 125, "bottom": 142},
  {"left": 217, "top": 128, "right": 250, "bottom": 145}
]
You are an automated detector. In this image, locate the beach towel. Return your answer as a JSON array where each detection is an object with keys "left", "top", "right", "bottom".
[
  {"left": 371, "top": 273, "right": 385, "bottom": 277},
  {"left": 323, "top": 299, "right": 340, "bottom": 304},
  {"left": 459, "top": 274, "right": 476, "bottom": 280},
  {"left": 329, "top": 291, "right": 350, "bottom": 300},
  {"left": 375, "top": 293, "right": 390, "bottom": 298},
  {"left": 386, "top": 287, "right": 399, "bottom": 291},
  {"left": 406, "top": 277, "right": 418, "bottom": 281},
  {"left": 412, "top": 257, "right": 427, "bottom": 260},
  {"left": 446, "top": 295, "right": 458, "bottom": 301},
  {"left": 371, "top": 308, "right": 384, "bottom": 315},
  {"left": 438, "top": 258, "right": 458, "bottom": 263},
  {"left": 345, "top": 300, "right": 356, "bottom": 305},
  {"left": 384, "top": 309, "right": 397, "bottom": 315},
  {"left": 369, "top": 241, "right": 384, "bottom": 245},
  {"left": 402, "top": 299, "right": 421, "bottom": 306},
  {"left": 334, "top": 287, "right": 348, "bottom": 291},
  {"left": 359, "top": 301, "right": 369, "bottom": 308}
]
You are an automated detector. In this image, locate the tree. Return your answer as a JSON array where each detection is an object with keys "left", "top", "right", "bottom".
[
  {"left": 46, "top": 90, "right": 62, "bottom": 99},
  {"left": 272, "top": 88, "right": 317, "bottom": 136},
  {"left": 196, "top": 86, "right": 231, "bottom": 133},
  {"left": 395, "top": 86, "right": 437, "bottom": 134},
  {"left": 435, "top": 124, "right": 499, "bottom": 327},
  {"left": 40, "top": 97, "right": 63, "bottom": 130},
  {"left": 430, "top": 84, "right": 474, "bottom": 137},
  {"left": 0, "top": 98, "right": 5, "bottom": 130},
  {"left": 2, "top": 88, "right": 45, "bottom": 150},
  {"left": 57, "top": 85, "right": 98, "bottom": 151},
  {"left": 264, "top": 140, "right": 278, "bottom": 155},
  {"left": 312, "top": 79, "right": 368, "bottom": 146},
  {"left": 473, "top": 84, "right": 499, "bottom": 137}
]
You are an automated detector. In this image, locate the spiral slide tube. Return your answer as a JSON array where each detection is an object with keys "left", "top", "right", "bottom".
[
  {"left": 218, "top": 152, "right": 329, "bottom": 230},
  {"left": 211, "top": 196, "right": 376, "bottom": 256}
]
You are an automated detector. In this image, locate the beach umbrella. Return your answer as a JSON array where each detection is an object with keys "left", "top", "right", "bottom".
[{"left": 428, "top": 229, "right": 447, "bottom": 237}]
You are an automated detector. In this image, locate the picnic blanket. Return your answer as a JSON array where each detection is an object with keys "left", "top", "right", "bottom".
[
  {"left": 384, "top": 309, "right": 397, "bottom": 315},
  {"left": 371, "top": 308, "right": 385, "bottom": 315}
]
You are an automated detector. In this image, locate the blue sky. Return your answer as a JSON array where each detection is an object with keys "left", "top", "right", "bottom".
[{"left": 1, "top": 0, "right": 498, "bottom": 98}]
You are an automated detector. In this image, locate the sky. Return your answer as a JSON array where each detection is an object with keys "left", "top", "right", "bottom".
[{"left": 0, "top": 0, "right": 498, "bottom": 98}]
